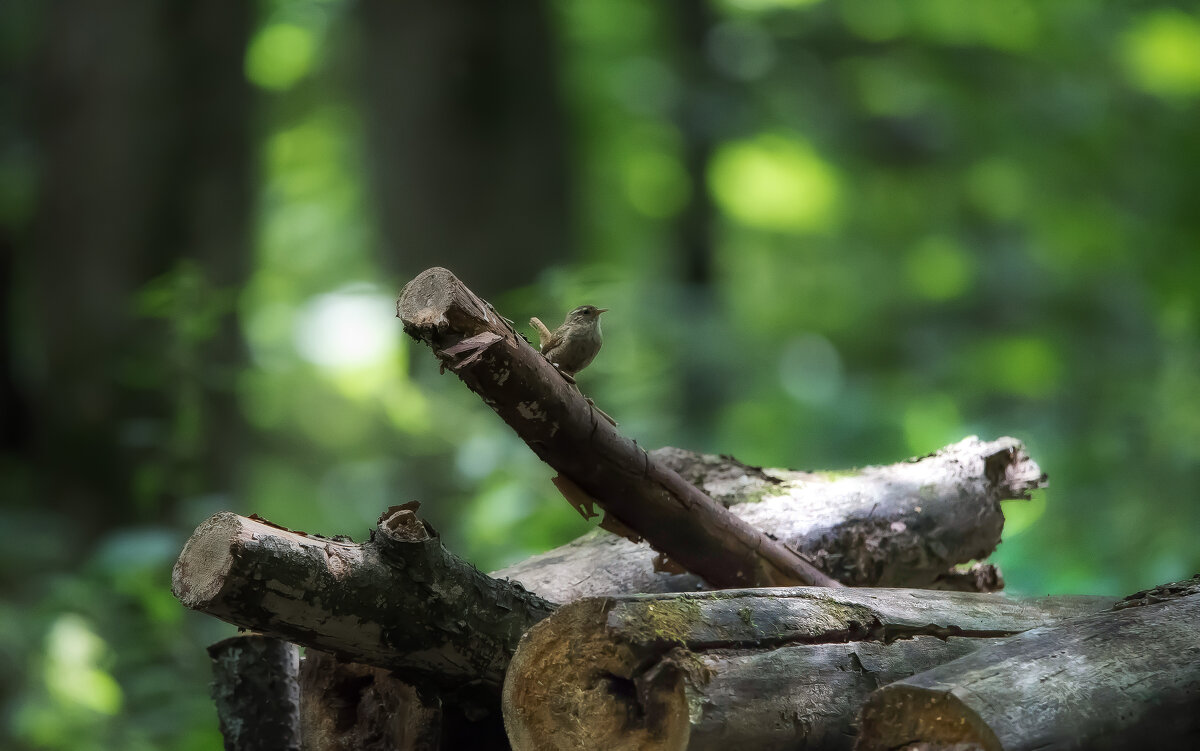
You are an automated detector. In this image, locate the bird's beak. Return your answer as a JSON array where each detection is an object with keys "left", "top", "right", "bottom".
[{"left": 597, "top": 308, "right": 609, "bottom": 314}]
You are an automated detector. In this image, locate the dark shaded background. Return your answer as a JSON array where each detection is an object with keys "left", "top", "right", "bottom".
[{"left": 2, "top": 0, "right": 1198, "bottom": 748}]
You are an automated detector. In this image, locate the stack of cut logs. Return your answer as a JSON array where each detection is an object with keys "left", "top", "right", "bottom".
[{"left": 173, "top": 269, "right": 1200, "bottom": 751}]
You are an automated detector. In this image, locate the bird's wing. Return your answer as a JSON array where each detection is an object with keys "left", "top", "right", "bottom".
[{"left": 530, "top": 316, "right": 555, "bottom": 349}]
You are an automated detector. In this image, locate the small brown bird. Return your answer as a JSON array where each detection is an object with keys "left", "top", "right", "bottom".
[{"left": 530, "top": 305, "right": 608, "bottom": 377}]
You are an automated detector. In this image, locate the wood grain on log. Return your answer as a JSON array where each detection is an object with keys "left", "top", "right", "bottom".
[
  {"left": 299, "top": 650, "right": 441, "bottom": 751},
  {"left": 397, "top": 266, "right": 837, "bottom": 588},
  {"left": 501, "top": 588, "right": 1115, "bottom": 751},
  {"left": 497, "top": 436, "right": 1042, "bottom": 601},
  {"left": 208, "top": 635, "right": 301, "bottom": 751},
  {"left": 298, "top": 650, "right": 511, "bottom": 751},
  {"left": 172, "top": 504, "right": 555, "bottom": 699},
  {"left": 855, "top": 580, "right": 1200, "bottom": 751}
]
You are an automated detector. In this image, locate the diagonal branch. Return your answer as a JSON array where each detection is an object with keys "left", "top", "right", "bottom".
[{"left": 397, "top": 266, "right": 838, "bottom": 588}]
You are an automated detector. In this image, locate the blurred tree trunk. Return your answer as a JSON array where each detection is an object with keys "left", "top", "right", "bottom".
[
  {"left": 19, "top": 0, "right": 254, "bottom": 531},
  {"left": 356, "top": 0, "right": 571, "bottom": 294},
  {"left": 672, "top": 0, "right": 717, "bottom": 290},
  {"left": 670, "top": 0, "right": 723, "bottom": 443},
  {"left": 0, "top": 233, "right": 28, "bottom": 452}
]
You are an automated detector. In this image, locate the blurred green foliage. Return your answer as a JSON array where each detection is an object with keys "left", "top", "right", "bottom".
[{"left": 3, "top": 1, "right": 1200, "bottom": 749}]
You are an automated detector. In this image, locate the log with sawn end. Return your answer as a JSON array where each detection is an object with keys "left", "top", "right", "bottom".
[
  {"left": 855, "top": 577, "right": 1200, "bottom": 751},
  {"left": 501, "top": 587, "right": 1116, "bottom": 751},
  {"left": 171, "top": 504, "right": 555, "bottom": 703}
]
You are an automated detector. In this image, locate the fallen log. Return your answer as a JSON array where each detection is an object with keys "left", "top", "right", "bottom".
[
  {"left": 208, "top": 634, "right": 301, "bottom": 751},
  {"left": 172, "top": 504, "right": 555, "bottom": 701},
  {"left": 497, "top": 436, "right": 1040, "bottom": 600},
  {"left": 398, "top": 266, "right": 837, "bottom": 588},
  {"left": 855, "top": 577, "right": 1200, "bottom": 751},
  {"left": 501, "top": 587, "right": 1115, "bottom": 751}
]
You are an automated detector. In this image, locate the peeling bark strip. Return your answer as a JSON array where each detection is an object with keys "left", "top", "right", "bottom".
[
  {"left": 208, "top": 635, "right": 301, "bottom": 751},
  {"left": 497, "top": 436, "right": 1043, "bottom": 601},
  {"left": 172, "top": 506, "right": 555, "bottom": 696},
  {"left": 501, "top": 588, "right": 1115, "bottom": 751},
  {"left": 398, "top": 267, "right": 838, "bottom": 588},
  {"left": 856, "top": 582, "right": 1200, "bottom": 751}
]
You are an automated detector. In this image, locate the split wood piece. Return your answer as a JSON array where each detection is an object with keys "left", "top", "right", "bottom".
[
  {"left": 398, "top": 266, "right": 838, "bottom": 589},
  {"left": 855, "top": 578, "right": 1200, "bottom": 751},
  {"left": 208, "top": 634, "right": 301, "bottom": 751},
  {"left": 172, "top": 504, "right": 555, "bottom": 700},
  {"left": 496, "top": 435, "right": 1042, "bottom": 601},
  {"left": 501, "top": 587, "right": 1115, "bottom": 751},
  {"left": 298, "top": 650, "right": 509, "bottom": 751}
]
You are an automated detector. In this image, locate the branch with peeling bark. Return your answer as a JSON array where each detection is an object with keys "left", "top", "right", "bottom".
[
  {"left": 397, "top": 266, "right": 837, "bottom": 589},
  {"left": 498, "top": 435, "right": 1042, "bottom": 601}
]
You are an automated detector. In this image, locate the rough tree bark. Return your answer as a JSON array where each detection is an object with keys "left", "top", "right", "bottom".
[
  {"left": 208, "top": 634, "right": 301, "bottom": 751},
  {"left": 298, "top": 650, "right": 510, "bottom": 751},
  {"left": 172, "top": 504, "right": 555, "bottom": 702},
  {"left": 399, "top": 266, "right": 835, "bottom": 589},
  {"left": 855, "top": 578, "right": 1200, "bottom": 751},
  {"left": 502, "top": 588, "right": 1116, "bottom": 751},
  {"left": 497, "top": 435, "right": 1039, "bottom": 600},
  {"left": 299, "top": 649, "right": 440, "bottom": 751}
]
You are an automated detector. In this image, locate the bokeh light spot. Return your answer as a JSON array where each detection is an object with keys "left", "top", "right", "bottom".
[
  {"left": 43, "top": 615, "right": 123, "bottom": 716},
  {"left": 905, "top": 235, "right": 973, "bottom": 301},
  {"left": 967, "top": 158, "right": 1027, "bottom": 221},
  {"left": 245, "top": 24, "right": 317, "bottom": 91},
  {"left": 718, "top": 0, "right": 823, "bottom": 12},
  {"left": 843, "top": 57, "right": 932, "bottom": 117},
  {"left": 779, "top": 334, "right": 844, "bottom": 405},
  {"left": 293, "top": 285, "right": 398, "bottom": 370},
  {"left": 1120, "top": 10, "right": 1200, "bottom": 99},
  {"left": 709, "top": 133, "right": 841, "bottom": 234},
  {"left": 964, "top": 336, "right": 1062, "bottom": 398},
  {"left": 909, "top": 0, "right": 1039, "bottom": 50}
]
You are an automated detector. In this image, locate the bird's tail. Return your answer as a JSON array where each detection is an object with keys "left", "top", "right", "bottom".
[{"left": 529, "top": 316, "right": 553, "bottom": 349}]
